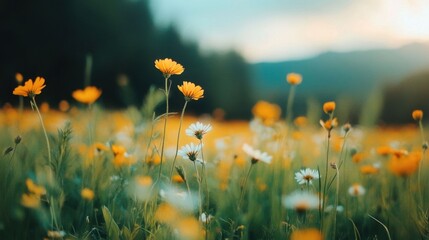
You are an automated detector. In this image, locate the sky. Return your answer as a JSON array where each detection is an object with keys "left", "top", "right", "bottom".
[{"left": 149, "top": 0, "right": 429, "bottom": 63}]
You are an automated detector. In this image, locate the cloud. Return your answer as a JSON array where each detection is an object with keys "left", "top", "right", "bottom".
[{"left": 150, "top": 0, "right": 429, "bottom": 62}]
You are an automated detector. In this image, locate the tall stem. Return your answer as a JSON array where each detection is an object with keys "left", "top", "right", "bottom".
[
  {"left": 417, "top": 120, "right": 426, "bottom": 206},
  {"left": 333, "top": 166, "right": 340, "bottom": 240},
  {"left": 158, "top": 77, "right": 170, "bottom": 180},
  {"left": 194, "top": 161, "right": 203, "bottom": 217},
  {"left": 31, "top": 97, "right": 58, "bottom": 230},
  {"left": 286, "top": 86, "right": 296, "bottom": 125},
  {"left": 238, "top": 164, "right": 254, "bottom": 211},
  {"left": 321, "top": 129, "right": 331, "bottom": 232},
  {"left": 170, "top": 101, "right": 189, "bottom": 180}
]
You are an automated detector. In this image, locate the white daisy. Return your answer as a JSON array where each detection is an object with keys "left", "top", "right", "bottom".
[
  {"left": 186, "top": 122, "right": 212, "bottom": 140},
  {"left": 178, "top": 143, "right": 202, "bottom": 162},
  {"left": 348, "top": 183, "right": 366, "bottom": 197},
  {"left": 242, "top": 143, "right": 272, "bottom": 164},
  {"left": 282, "top": 191, "right": 320, "bottom": 212},
  {"left": 294, "top": 168, "right": 320, "bottom": 185}
]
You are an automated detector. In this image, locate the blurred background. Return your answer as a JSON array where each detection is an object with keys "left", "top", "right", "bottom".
[{"left": 1, "top": 0, "right": 429, "bottom": 124}]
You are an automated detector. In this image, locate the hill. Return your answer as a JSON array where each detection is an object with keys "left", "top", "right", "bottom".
[{"left": 250, "top": 43, "right": 429, "bottom": 104}]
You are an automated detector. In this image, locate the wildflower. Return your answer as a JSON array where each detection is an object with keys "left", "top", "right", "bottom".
[
  {"left": 47, "top": 230, "right": 66, "bottom": 238},
  {"left": 294, "top": 116, "right": 308, "bottom": 127},
  {"left": 178, "top": 143, "right": 202, "bottom": 162},
  {"left": 342, "top": 123, "right": 352, "bottom": 133},
  {"left": 412, "top": 110, "right": 423, "bottom": 121},
  {"left": 72, "top": 86, "right": 102, "bottom": 104},
  {"left": 81, "top": 188, "right": 95, "bottom": 201},
  {"left": 21, "top": 179, "right": 46, "bottom": 208},
  {"left": 286, "top": 72, "right": 302, "bottom": 85},
  {"left": 154, "top": 203, "right": 179, "bottom": 224},
  {"left": 58, "top": 100, "right": 70, "bottom": 112},
  {"left": 251, "top": 101, "right": 281, "bottom": 126},
  {"left": 283, "top": 191, "right": 320, "bottom": 213},
  {"left": 94, "top": 142, "right": 109, "bottom": 152},
  {"left": 26, "top": 179, "right": 46, "bottom": 196},
  {"left": 242, "top": 143, "right": 272, "bottom": 164},
  {"left": 175, "top": 217, "right": 202, "bottom": 240},
  {"left": 320, "top": 118, "right": 338, "bottom": 131},
  {"left": 172, "top": 174, "right": 185, "bottom": 183},
  {"left": 199, "top": 212, "right": 213, "bottom": 224},
  {"left": 136, "top": 176, "right": 153, "bottom": 187},
  {"left": 323, "top": 101, "right": 336, "bottom": 114},
  {"left": 186, "top": 122, "right": 212, "bottom": 140},
  {"left": 348, "top": 183, "right": 366, "bottom": 197},
  {"left": 13, "top": 77, "right": 46, "bottom": 98},
  {"left": 388, "top": 151, "right": 421, "bottom": 177},
  {"left": 360, "top": 164, "right": 379, "bottom": 175},
  {"left": 178, "top": 81, "right": 204, "bottom": 101},
  {"left": 21, "top": 193, "right": 41, "bottom": 208},
  {"left": 377, "top": 146, "right": 392, "bottom": 156},
  {"left": 290, "top": 228, "right": 323, "bottom": 240},
  {"left": 325, "top": 205, "right": 344, "bottom": 213},
  {"left": 352, "top": 152, "right": 366, "bottom": 163},
  {"left": 294, "top": 168, "right": 320, "bottom": 185},
  {"left": 15, "top": 72, "right": 24, "bottom": 83},
  {"left": 154, "top": 58, "right": 184, "bottom": 78}
]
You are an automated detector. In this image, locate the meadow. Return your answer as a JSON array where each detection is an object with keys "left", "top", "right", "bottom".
[{"left": 1, "top": 59, "right": 428, "bottom": 240}]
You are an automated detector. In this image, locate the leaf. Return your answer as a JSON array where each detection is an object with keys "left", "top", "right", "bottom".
[
  {"left": 102, "top": 206, "right": 120, "bottom": 240},
  {"left": 122, "top": 226, "right": 132, "bottom": 240}
]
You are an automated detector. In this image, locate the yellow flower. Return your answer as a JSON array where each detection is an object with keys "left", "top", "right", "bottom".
[
  {"left": 294, "top": 116, "right": 308, "bottom": 127},
  {"left": 352, "top": 152, "right": 366, "bottom": 163},
  {"left": 175, "top": 217, "right": 202, "bottom": 240},
  {"left": 286, "top": 73, "right": 302, "bottom": 85},
  {"left": 376, "top": 146, "right": 392, "bottom": 156},
  {"left": 72, "top": 86, "right": 102, "bottom": 104},
  {"left": 21, "top": 193, "right": 41, "bottom": 208},
  {"left": 154, "top": 203, "right": 179, "bottom": 224},
  {"left": 154, "top": 58, "right": 184, "bottom": 77},
  {"left": 323, "top": 101, "right": 336, "bottom": 114},
  {"left": 13, "top": 77, "right": 46, "bottom": 97},
  {"left": 290, "top": 228, "right": 323, "bottom": 240},
  {"left": 412, "top": 110, "right": 423, "bottom": 121},
  {"left": 252, "top": 101, "right": 281, "bottom": 126},
  {"left": 81, "top": 188, "right": 95, "bottom": 201},
  {"left": 26, "top": 179, "right": 46, "bottom": 196},
  {"left": 136, "top": 176, "right": 153, "bottom": 187},
  {"left": 178, "top": 81, "right": 204, "bottom": 101}
]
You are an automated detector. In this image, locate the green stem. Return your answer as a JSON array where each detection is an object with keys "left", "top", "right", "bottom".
[
  {"left": 194, "top": 161, "right": 203, "bottom": 217},
  {"left": 238, "top": 163, "right": 254, "bottom": 211},
  {"left": 170, "top": 100, "right": 189, "bottom": 180},
  {"left": 286, "top": 86, "right": 296, "bottom": 125},
  {"left": 157, "top": 77, "right": 170, "bottom": 181},
  {"left": 321, "top": 129, "right": 331, "bottom": 232},
  {"left": 333, "top": 166, "right": 340, "bottom": 240},
  {"left": 31, "top": 97, "right": 58, "bottom": 230},
  {"left": 417, "top": 120, "right": 426, "bottom": 206}
]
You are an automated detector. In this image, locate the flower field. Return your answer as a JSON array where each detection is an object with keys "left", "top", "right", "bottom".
[{"left": 1, "top": 59, "right": 428, "bottom": 240}]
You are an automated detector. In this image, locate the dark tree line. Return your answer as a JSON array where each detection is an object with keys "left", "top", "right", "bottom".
[{"left": 0, "top": 0, "right": 252, "bottom": 118}]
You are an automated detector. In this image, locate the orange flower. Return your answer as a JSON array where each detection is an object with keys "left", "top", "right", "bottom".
[
  {"left": 388, "top": 151, "right": 421, "bottom": 177},
  {"left": 412, "top": 110, "right": 423, "bottom": 121},
  {"left": 81, "top": 188, "right": 95, "bottom": 201},
  {"left": 21, "top": 193, "right": 41, "bottom": 208},
  {"left": 154, "top": 58, "right": 184, "bottom": 77},
  {"left": 323, "top": 101, "right": 336, "bottom": 114},
  {"left": 177, "top": 81, "right": 204, "bottom": 101},
  {"left": 377, "top": 146, "right": 392, "bottom": 156},
  {"left": 286, "top": 73, "right": 302, "bottom": 85},
  {"left": 13, "top": 77, "right": 46, "bottom": 97},
  {"left": 320, "top": 118, "right": 338, "bottom": 131},
  {"left": 360, "top": 165, "right": 379, "bottom": 175},
  {"left": 252, "top": 100, "right": 281, "bottom": 126},
  {"left": 172, "top": 174, "right": 185, "bottom": 183},
  {"left": 294, "top": 116, "right": 308, "bottom": 127},
  {"left": 15, "top": 72, "right": 24, "bottom": 83},
  {"left": 290, "top": 228, "right": 323, "bottom": 240},
  {"left": 72, "top": 86, "right": 102, "bottom": 104},
  {"left": 26, "top": 179, "right": 46, "bottom": 196},
  {"left": 352, "top": 152, "right": 366, "bottom": 163}
]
